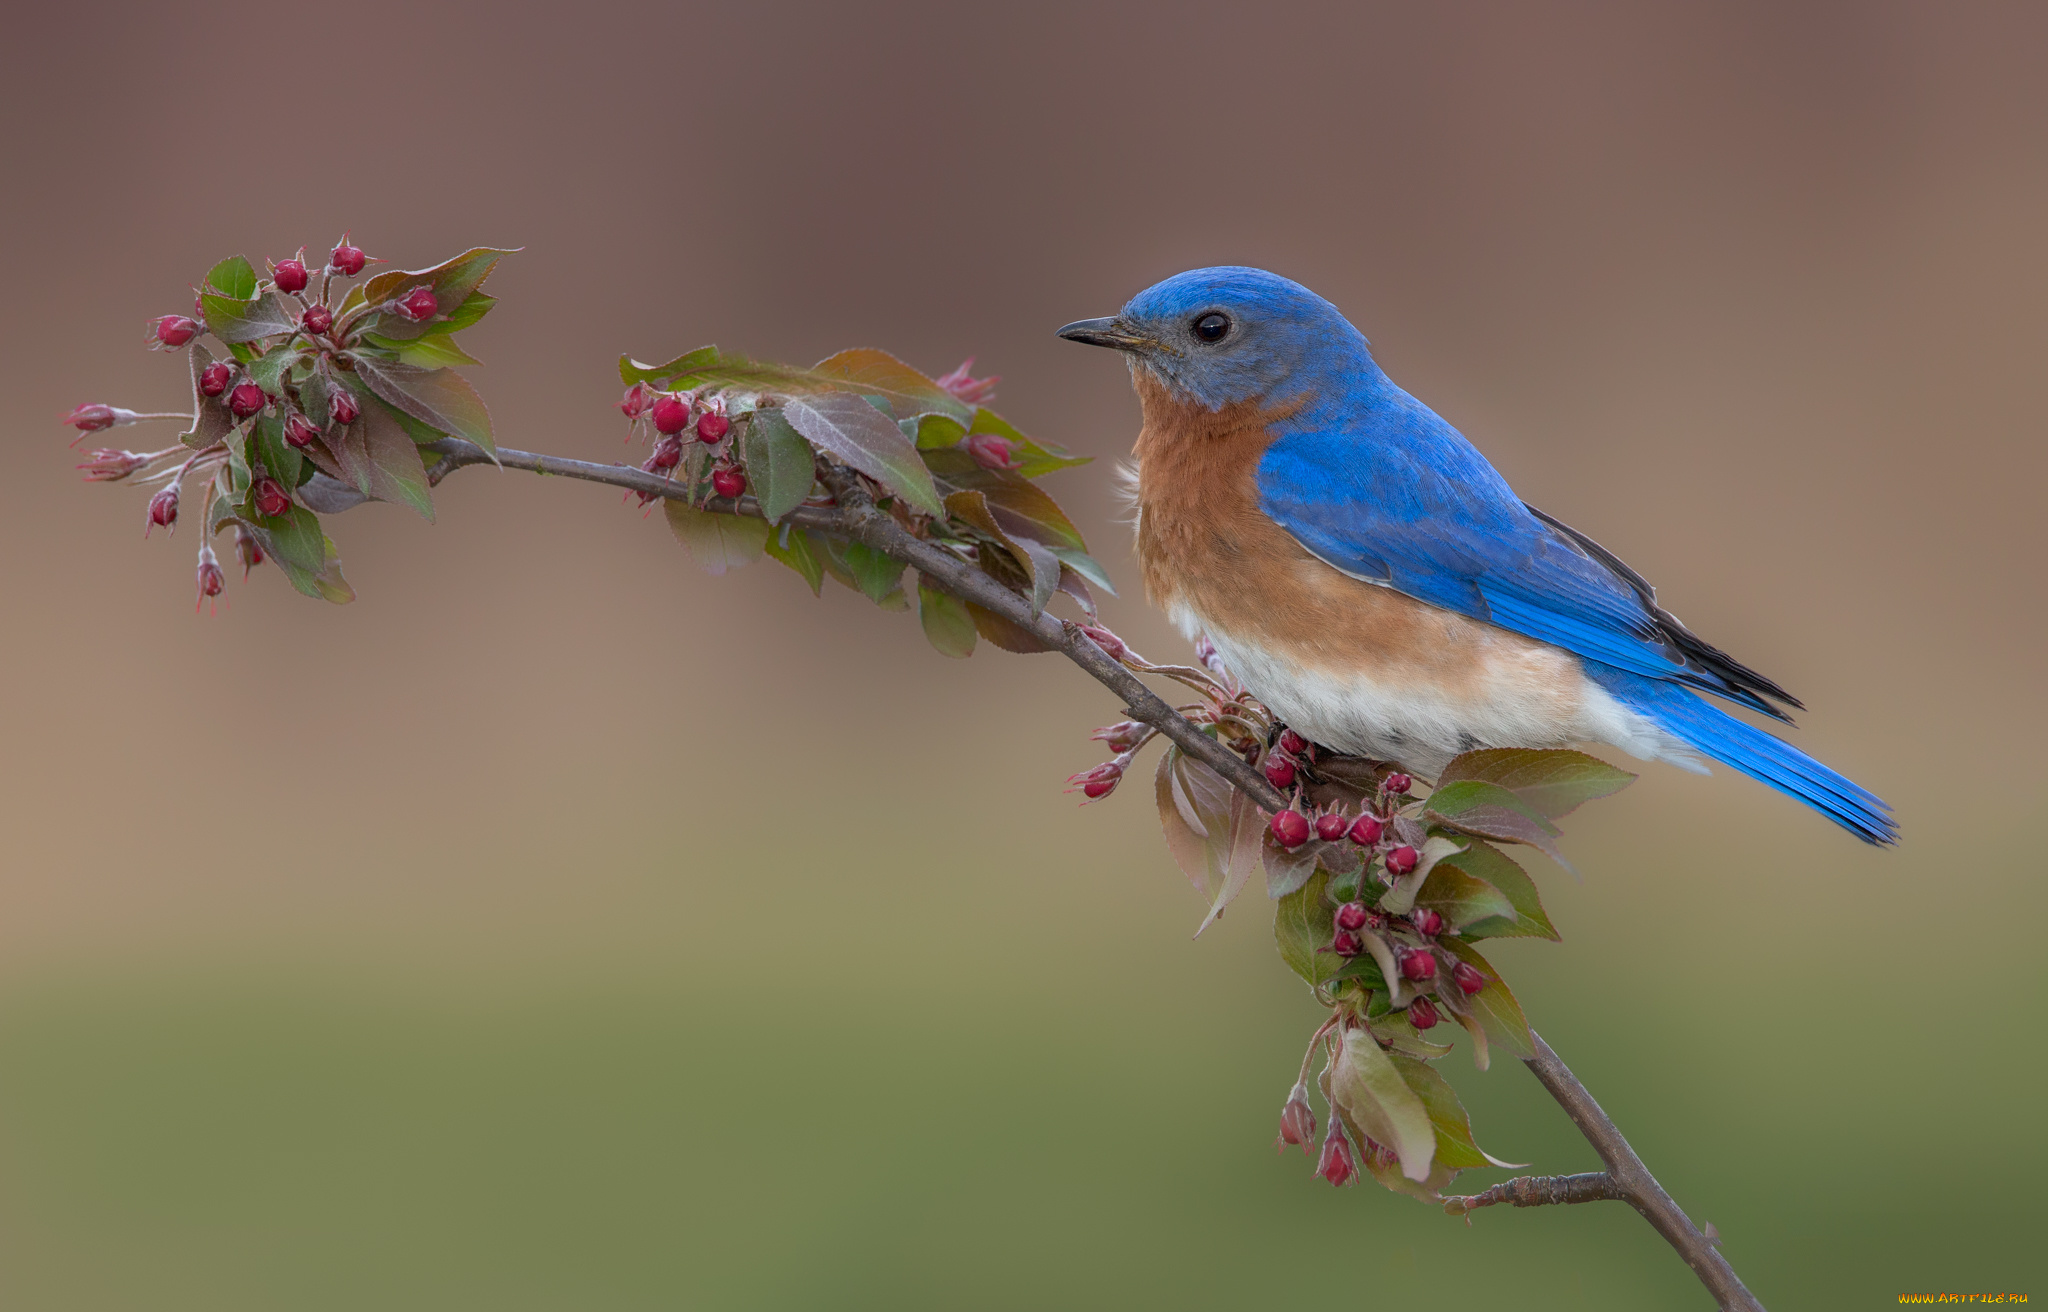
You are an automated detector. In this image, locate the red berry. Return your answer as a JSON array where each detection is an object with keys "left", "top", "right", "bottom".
[
  {"left": 233, "top": 524, "right": 264, "bottom": 577},
  {"left": 273, "top": 259, "right": 309, "bottom": 293},
  {"left": 251, "top": 476, "right": 291, "bottom": 519},
  {"left": 200, "top": 362, "right": 232, "bottom": 397},
  {"left": 229, "top": 383, "right": 266, "bottom": 419},
  {"left": 146, "top": 484, "right": 179, "bottom": 533},
  {"left": 650, "top": 395, "right": 690, "bottom": 435},
  {"left": 711, "top": 466, "right": 747, "bottom": 499},
  {"left": 1385, "top": 844, "right": 1419, "bottom": 876},
  {"left": 1263, "top": 755, "right": 1297, "bottom": 789},
  {"left": 1269, "top": 809, "right": 1311, "bottom": 848},
  {"left": 645, "top": 434, "right": 684, "bottom": 471},
  {"left": 1314, "top": 812, "right": 1349, "bottom": 842},
  {"left": 1411, "top": 908, "right": 1444, "bottom": 937},
  {"left": 964, "top": 432, "right": 1018, "bottom": 470},
  {"left": 1347, "top": 814, "right": 1383, "bottom": 846},
  {"left": 1334, "top": 902, "right": 1369, "bottom": 932},
  {"left": 696, "top": 411, "right": 730, "bottom": 444},
  {"left": 195, "top": 547, "right": 225, "bottom": 600},
  {"left": 393, "top": 286, "right": 439, "bottom": 322},
  {"left": 1331, "top": 930, "right": 1363, "bottom": 958},
  {"left": 153, "top": 315, "right": 199, "bottom": 348},
  {"left": 1278, "top": 729, "right": 1308, "bottom": 755},
  {"left": 1276, "top": 1081, "right": 1317, "bottom": 1155},
  {"left": 1316, "top": 1126, "right": 1358, "bottom": 1187},
  {"left": 284, "top": 413, "right": 320, "bottom": 448},
  {"left": 1452, "top": 962, "right": 1487, "bottom": 996},
  {"left": 1400, "top": 949, "right": 1437, "bottom": 982},
  {"left": 1384, "top": 773, "right": 1413, "bottom": 795},
  {"left": 1407, "top": 996, "right": 1440, "bottom": 1030},
  {"left": 330, "top": 240, "right": 368, "bottom": 276},
  {"left": 66, "top": 403, "right": 119, "bottom": 432},
  {"left": 329, "top": 386, "right": 359, "bottom": 426},
  {"left": 302, "top": 304, "right": 333, "bottom": 335}
]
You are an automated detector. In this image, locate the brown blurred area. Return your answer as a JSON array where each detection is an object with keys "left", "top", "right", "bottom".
[{"left": 2, "top": 2, "right": 2043, "bottom": 1308}]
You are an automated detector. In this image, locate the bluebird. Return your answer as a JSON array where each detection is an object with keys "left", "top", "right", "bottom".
[{"left": 1059, "top": 267, "right": 1895, "bottom": 843}]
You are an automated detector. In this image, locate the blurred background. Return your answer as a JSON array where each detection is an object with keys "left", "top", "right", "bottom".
[{"left": 3, "top": 1, "right": 2043, "bottom": 1307}]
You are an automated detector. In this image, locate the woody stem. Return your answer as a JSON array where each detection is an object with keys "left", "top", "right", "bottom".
[{"left": 424, "top": 436, "right": 1765, "bottom": 1312}]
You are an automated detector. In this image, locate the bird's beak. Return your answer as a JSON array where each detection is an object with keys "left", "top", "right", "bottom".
[{"left": 1056, "top": 316, "right": 1153, "bottom": 351}]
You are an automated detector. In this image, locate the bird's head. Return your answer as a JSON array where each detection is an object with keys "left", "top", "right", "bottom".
[{"left": 1057, "top": 266, "right": 1373, "bottom": 412}]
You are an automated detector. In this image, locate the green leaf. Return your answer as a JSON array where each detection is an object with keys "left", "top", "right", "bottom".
[
  {"left": 1051, "top": 547, "right": 1116, "bottom": 597},
  {"left": 440, "top": 291, "right": 496, "bottom": 333},
  {"left": 782, "top": 393, "right": 945, "bottom": 516},
  {"left": 1328, "top": 1026, "right": 1437, "bottom": 1183},
  {"left": 364, "top": 332, "right": 483, "bottom": 369},
  {"left": 326, "top": 392, "right": 434, "bottom": 520},
  {"left": 1423, "top": 779, "right": 1569, "bottom": 868},
  {"left": 664, "top": 498, "right": 769, "bottom": 574},
  {"left": 1435, "top": 748, "right": 1635, "bottom": 822},
  {"left": 1262, "top": 834, "right": 1322, "bottom": 900},
  {"left": 1390, "top": 1055, "right": 1507, "bottom": 1171},
  {"left": 205, "top": 255, "right": 257, "bottom": 300},
  {"left": 764, "top": 525, "right": 826, "bottom": 595},
  {"left": 1436, "top": 840, "right": 1559, "bottom": 941},
  {"left": 250, "top": 413, "right": 303, "bottom": 489},
  {"left": 1412, "top": 861, "right": 1516, "bottom": 933},
  {"left": 619, "top": 345, "right": 723, "bottom": 387},
  {"left": 1195, "top": 791, "right": 1265, "bottom": 936},
  {"left": 1157, "top": 748, "right": 1226, "bottom": 896},
  {"left": 1372, "top": 1011, "right": 1455, "bottom": 1061},
  {"left": 1438, "top": 940, "right": 1534, "bottom": 1059},
  {"left": 810, "top": 348, "right": 971, "bottom": 422},
  {"left": 944, "top": 490, "right": 1059, "bottom": 615},
  {"left": 921, "top": 447, "right": 1087, "bottom": 551},
  {"left": 912, "top": 413, "right": 968, "bottom": 450},
  {"left": 180, "top": 345, "right": 234, "bottom": 451},
  {"left": 241, "top": 506, "right": 351, "bottom": 603},
  {"left": 357, "top": 247, "right": 516, "bottom": 339},
  {"left": 350, "top": 357, "right": 495, "bottom": 455},
  {"left": 844, "top": 542, "right": 906, "bottom": 604},
  {"left": 965, "top": 601, "right": 1056, "bottom": 654},
  {"left": 1377, "top": 835, "right": 1467, "bottom": 915},
  {"left": 741, "top": 409, "right": 817, "bottom": 524},
  {"left": 1273, "top": 866, "right": 1332, "bottom": 988},
  {"left": 917, "top": 582, "right": 976, "bottom": 658},
  {"left": 965, "top": 407, "right": 1091, "bottom": 477},
  {"left": 204, "top": 289, "right": 299, "bottom": 344},
  {"left": 248, "top": 344, "right": 302, "bottom": 395}
]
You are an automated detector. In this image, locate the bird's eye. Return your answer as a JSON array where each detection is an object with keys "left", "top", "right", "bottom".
[{"left": 1192, "top": 312, "right": 1231, "bottom": 343}]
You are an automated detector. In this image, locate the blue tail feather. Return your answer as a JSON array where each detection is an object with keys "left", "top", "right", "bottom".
[{"left": 1588, "top": 666, "right": 1897, "bottom": 845}]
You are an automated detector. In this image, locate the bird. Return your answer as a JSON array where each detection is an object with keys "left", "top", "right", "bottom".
[{"left": 1057, "top": 267, "right": 1895, "bottom": 844}]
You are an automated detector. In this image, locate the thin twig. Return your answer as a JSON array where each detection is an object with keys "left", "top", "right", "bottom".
[{"left": 424, "top": 436, "right": 1763, "bottom": 1311}]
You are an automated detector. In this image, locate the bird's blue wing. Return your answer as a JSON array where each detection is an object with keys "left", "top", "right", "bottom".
[{"left": 1256, "top": 387, "right": 1790, "bottom": 715}]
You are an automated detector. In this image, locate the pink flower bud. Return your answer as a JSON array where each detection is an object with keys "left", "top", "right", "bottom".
[
  {"left": 200, "top": 361, "right": 233, "bottom": 397},
  {"left": 1385, "top": 844, "right": 1419, "bottom": 876},
  {"left": 934, "top": 357, "right": 1000, "bottom": 405},
  {"left": 328, "top": 386, "right": 359, "bottom": 426},
  {"left": 65, "top": 403, "right": 119, "bottom": 433},
  {"left": 1384, "top": 773, "right": 1413, "bottom": 795},
  {"left": 76, "top": 449, "right": 150, "bottom": 482},
  {"left": 1348, "top": 813, "right": 1383, "bottom": 846},
  {"left": 302, "top": 304, "right": 334, "bottom": 335},
  {"left": 1334, "top": 902, "right": 1369, "bottom": 933},
  {"left": 1411, "top": 908, "right": 1444, "bottom": 937},
  {"left": 1314, "top": 812, "right": 1349, "bottom": 842},
  {"left": 194, "top": 545, "right": 225, "bottom": 605},
  {"left": 711, "top": 465, "right": 747, "bottom": 499},
  {"left": 1452, "top": 962, "right": 1487, "bottom": 996},
  {"left": 618, "top": 384, "right": 652, "bottom": 420},
  {"left": 284, "top": 413, "right": 320, "bottom": 448},
  {"left": 329, "top": 239, "right": 369, "bottom": 276},
  {"left": 229, "top": 383, "right": 267, "bottom": 419},
  {"left": 1278, "top": 729, "right": 1308, "bottom": 755},
  {"left": 695, "top": 411, "right": 730, "bottom": 444},
  {"left": 1091, "top": 720, "right": 1147, "bottom": 752},
  {"left": 650, "top": 394, "right": 690, "bottom": 435},
  {"left": 234, "top": 523, "right": 264, "bottom": 577},
  {"left": 1065, "top": 760, "right": 1124, "bottom": 801},
  {"left": 1079, "top": 625, "right": 1128, "bottom": 661},
  {"left": 1316, "top": 1123, "right": 1358, "bottom": 1187},
  {"left": 964, "top": 432, "right": 1019, "bottom": 471},
  {"left": 1263, "top": 755, "right": 1297, "bottom": 789},
  {"left": 644, "top": 434, "right": 684, "bottom": 472},
  {"left": 273, "top": 258, "right": 309, "bottom": 293},
  {"left": 152, "top": 315, "right": 200, "bottom": 348},
  {"left": 251, "top": 476, "right": 291, "bottom": 519},
  {"left": 1399, "top": 949, "right": 1437, "bottom": 982},
  {"left": 146, "top": 483, "right": 179, "bottom": 535},
  {"left": 393, "top": 286, "right": 439, "bottom": 322},
  {"left": 1407, "top": 995, "right": 1440, "bottom": 1031},
  {"left": 1269, "top": 809, "right": 1310, "bottom": 848},
  {"left": 1276, "top": 1080, "right": 1317, "bottom": 1156},
  {"left": 1331, "top": 930, "right": 1363, "bottom": 957}
]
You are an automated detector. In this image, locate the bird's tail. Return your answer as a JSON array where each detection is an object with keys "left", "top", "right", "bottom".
[{"left": 1590, "top": 668, "right": 1898, "bottom": 845}]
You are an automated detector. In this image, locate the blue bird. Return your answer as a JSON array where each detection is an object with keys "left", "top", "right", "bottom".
[{"left": 1058, "top": 267, "right": 1895, "bottom": 844}]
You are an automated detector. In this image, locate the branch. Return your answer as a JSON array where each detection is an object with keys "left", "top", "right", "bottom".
[{"left": 425, "top": 437, "right": 1762, "bottom": 1311}]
